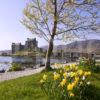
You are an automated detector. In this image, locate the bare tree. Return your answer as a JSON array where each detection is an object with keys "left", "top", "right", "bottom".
[{"left": 21, "top": 0, "right": 100, "bottom": 70}]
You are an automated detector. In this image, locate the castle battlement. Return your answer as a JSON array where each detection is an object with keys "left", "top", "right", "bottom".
[{"left": 11, "top": 38, "right": 38, "bottom": 54}]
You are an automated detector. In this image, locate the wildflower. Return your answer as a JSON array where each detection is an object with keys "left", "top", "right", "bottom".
[
  {"left": 70, "top": 72, "right": 76, "bottom": 77},
  {"left": 71, "top": 82, "right": 76, "bottom": 87},
  {"left": 87, "top": 71, "right": 91, "bottom": 75},
  {"left": 87, "top": 81, "right": 91, "bottom": 85},
  {"left": 40, "top": 79, "right": 44, "bottom": 84},
  {"left": 80, "top": 81, "right": 83, "bottom": 85},
  {"left": 54, "top": 63, "right": 58, "bottom": 68},
  {"left": 78, "top": 70, "right": 84, "bottom": 76},
  {"left": 63, "top": 72, "right": 67, "bottom": 78},
  {"left": 84, "top": 72, "right": 88, "bottom": 76},
  {"left": 54, "top": 73, "right": 60, "bottom": 80},
  {"left": 75, "top": 66, "right": 78, "bottom": 70},
  {"left": 60, "top": 79, "right": 67, "bottom": 87},
  {"left": 70, "top": 64, "right": 76, "bottom": 69},
  {"left": 75, "top": 77, "right": 79, "bottom": 82},
  {"left": 67, "top": 72, "right": 71, "bottom": 77},
  {"left": 64, "top": 66, "right": 70, "bottom": 71},
  {"left": 82, "top": 76, "right": 85, "bottom": 80},
  {"left": 69, "top": 92, "right": 75, "bottom": 97},
  {"left": 60, "top": 70, "right": 63, "bottom": 74},
  {"left": 43, "top": 74, "right": 47, "bottom": 80},
  {"left": 67, "top": 83, "right": 74, "bottom": 91}
]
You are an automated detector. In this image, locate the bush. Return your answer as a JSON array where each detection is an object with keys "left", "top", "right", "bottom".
[
  {"left": 40, "top": 64, "right": 91, "bottom": 100},
  {"left": 8, "top": 63, "right": 23, "bottom": 71},
  {"left": 79, "top": 57, "right": 96, "bottom": 71}
]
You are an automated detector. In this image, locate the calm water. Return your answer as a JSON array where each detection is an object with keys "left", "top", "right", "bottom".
[
  {"left": 0, "top": 56, "right": 40, "bottom": 70},
  {"left": 0, "top": 56, "right": 66, "bottom": 70}
]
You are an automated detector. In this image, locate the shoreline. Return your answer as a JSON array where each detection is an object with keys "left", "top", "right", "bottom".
[{"left": 0, "top": 67, "right": 45, "bottom": 82}]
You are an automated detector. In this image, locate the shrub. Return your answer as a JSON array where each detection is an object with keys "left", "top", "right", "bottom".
[
  {"left": 79, "top": 57, "right": 96, "bottom": 71},
  {"left": 40, "top": 64, "right": 91, "bottom": 100},
  {"left": 8, "top": 63, "right": 23, "bottom": 71}
]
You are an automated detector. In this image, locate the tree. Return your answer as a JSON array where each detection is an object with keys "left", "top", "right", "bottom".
[{"left": 21, "top": 0, "right": 100, "bottom": 70}]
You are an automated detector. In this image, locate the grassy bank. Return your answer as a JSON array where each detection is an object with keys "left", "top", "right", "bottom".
[{"left": 0, "top": 70, "right": 100, "bottom": 100}]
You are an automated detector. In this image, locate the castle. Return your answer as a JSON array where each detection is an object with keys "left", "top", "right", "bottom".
[{"left": 12, "top": 38, "right": 39, "bottom": 54}]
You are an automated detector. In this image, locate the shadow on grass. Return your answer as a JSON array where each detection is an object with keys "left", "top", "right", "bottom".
[
  {"left": 92, "top": 65, "right": 100, "bottom": 73},
  {"left": 83, "top": 85, "right": 100, "bottom": 100}
]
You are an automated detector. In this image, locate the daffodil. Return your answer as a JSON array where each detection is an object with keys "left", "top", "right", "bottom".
[
  {"left": 87, "top": 81, "right": 91, "bottom": 85},
  {"left": 82, "top": 76, "right": 85, "bottom": 80},
  {"left": 75, "top": 77, "right": 79, "bottom": 82},
  {"left": 43, "top": 74, "right": 47, "bottom": 80},
  {"left": 70, "top": 72, "right": 76, "bottom": 77},
  {"left": 60, "top": 79, "right": 67, "bottom": 87},
  {"left": 78, "top": 70, "right": 84, "bottom": 76},
  {"left": 80, "top": 81, "right": 83, "bottom": 85},
  {"left": 69, "top": 92, "right": 75, "bottom": 97},
  {"left": 54, "top": 73, "right": 60, "bottom": 80},
  {"left": 87, "top": 71, "right": 91, "bottom": 75},
  {"left": 40, "top": 79, "right": 44, "bottom": 84},
  {"left": 54, "top": 63, "right": 58, "bottom": 68},
  {"left": 60, "top": 70, "right": 63, "bottom": 74},
  {"left": 84, "top": 72, "right": 88, "bottom": 76},
  {"left": 64, "top": 65, "right": 70, "bottom": 71},
  {"left": 67, "top": 83, "right": 74, "bottom": 91},
  {"left": 63, "top": 72, "right": 67, "bottom": 78},
  {"left": 70, "top": 64, "right": 76, "bottom": 69}
]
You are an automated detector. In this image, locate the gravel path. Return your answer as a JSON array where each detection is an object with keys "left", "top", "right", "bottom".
[
  {"left": 0, "top": 67, "right": 45, "bottom": 82},
  {"left": 0, "top": 62, "right": 76, "bottom": 82}
]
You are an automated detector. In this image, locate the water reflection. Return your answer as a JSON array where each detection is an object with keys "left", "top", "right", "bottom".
[
  {"left": 0, "top": 56, "right": 38, "bottom": 70},
  {"left": 0, "top": 56, "right": 66, "bottom": 71}
]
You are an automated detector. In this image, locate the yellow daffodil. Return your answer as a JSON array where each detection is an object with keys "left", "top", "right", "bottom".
[
  {"left": 69, "top": 92, "right": 75, "bottom": 97},
  {"left": 84, "top": 71, "right": 91, "bottom": 76},
  {"left": 78, "top": 70, "right": 84, "bottom": 76},
  {"left": 54, "top": 73, "right": 60, "bottom": 80},
  {"left": 43, "top": 74, "right": 47, "bottom": 80},
  {"left": 70, "top": 72, "right": 76, "bottom": 77},
  {"left": 60, "top": 79, "right": 67, "bottom": 87},
  {"left": 87, "top": 71, "right": 91, "bottom": 75},
  {"left": 63, "top": 72, "right": 67, "bottom": 78},
  {"left": 75, "top": 77, "right": 79, "bottom": 82},
  {"left": 40, "top": 79, "right": 44, "bottom": 84},
  {"left": 84, "top": 72, "right": 88, "bottom": 76},
  {"left": 60, "top": 70, "right": 63, "bottom": 74},
  {"left": 64, "top": 66, "right": 70, "bottom": 71},
  {"left": 80, "top": 81, "right": 83, "bottom": 85},
  {"left": 67, "top": 83, "right": 74, "bottom": 91},
  {"left": 75, "top": 66, "right": 78, "bottom": 70},
  {"left": 54, "top": 63, "right": 58, "bottom": 68},
  {"left": 70, "top": 64, "right": 76, "bottom": 68}
]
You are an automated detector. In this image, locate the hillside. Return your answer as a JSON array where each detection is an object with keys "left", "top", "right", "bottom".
[{"left": 42, "top": 39, "right": 100, "bottom": 54}]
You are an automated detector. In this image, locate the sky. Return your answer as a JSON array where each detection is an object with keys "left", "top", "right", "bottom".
[
  {"left": 0, "top": 0, "right": 47, "bottom": 51},
  {"left": 0, "top": 0, "right": 100, "bottom": 50}
]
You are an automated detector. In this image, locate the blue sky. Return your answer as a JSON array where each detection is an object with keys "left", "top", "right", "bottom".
[
  {"left": 0, "top": 0, "right": 47, "bottom": 50},
  {"left": 0, "top": 0, "right": 100, "bottom": 50}
]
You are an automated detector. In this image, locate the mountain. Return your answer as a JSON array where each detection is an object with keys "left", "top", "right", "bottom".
[
  {"left": 41, "top": 39, "right": 100, "bottom": 54},
  {"left": 65, "top": 39, "right": 100, "bottom": 54},
  {"left": 0, "top": 50, "right": 11, "bottom": 55}
]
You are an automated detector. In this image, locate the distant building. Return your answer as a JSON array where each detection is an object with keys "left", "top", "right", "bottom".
[
  {"left": 12, "top": 43, "right": 24, "bottom": 54},
  {"left": 11, "top": 38, "right": 38, "bottom": 54},
  {"left": 25, "top": 38, "right": 38, "bottom": 51}
]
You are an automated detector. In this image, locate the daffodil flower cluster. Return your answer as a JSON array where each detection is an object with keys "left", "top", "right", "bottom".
[{"left": 40, "top": 64, "right": 91, "bottom": 100}]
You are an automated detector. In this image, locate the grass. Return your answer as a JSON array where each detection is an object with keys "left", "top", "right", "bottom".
[
  {"left": 0, "top": 71, "right": 53, "bottom": 100},
  {"left": 0, "top": 68, "right": 100, "bottom": 100}
]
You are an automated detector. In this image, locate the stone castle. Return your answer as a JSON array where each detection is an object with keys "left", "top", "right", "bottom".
[{"left": 12, "top": 38, "right": 40, "bottom": 54}]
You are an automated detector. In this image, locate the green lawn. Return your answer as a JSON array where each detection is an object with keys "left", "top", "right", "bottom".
[{"left": 0, "top": 69, "right": 100, "bottom": 100}]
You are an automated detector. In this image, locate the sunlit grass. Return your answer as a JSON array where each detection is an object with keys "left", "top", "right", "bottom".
[{"left": 0, "top": 69, "right": 99, "bottom": 100}]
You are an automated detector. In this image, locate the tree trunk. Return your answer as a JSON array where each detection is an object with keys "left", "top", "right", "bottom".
[
  {"left": 45, "top": 37, "right": 54, "bottom": 70},
  {"left": 45, "top": 0, "right": 57, "bottom": 70}
]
